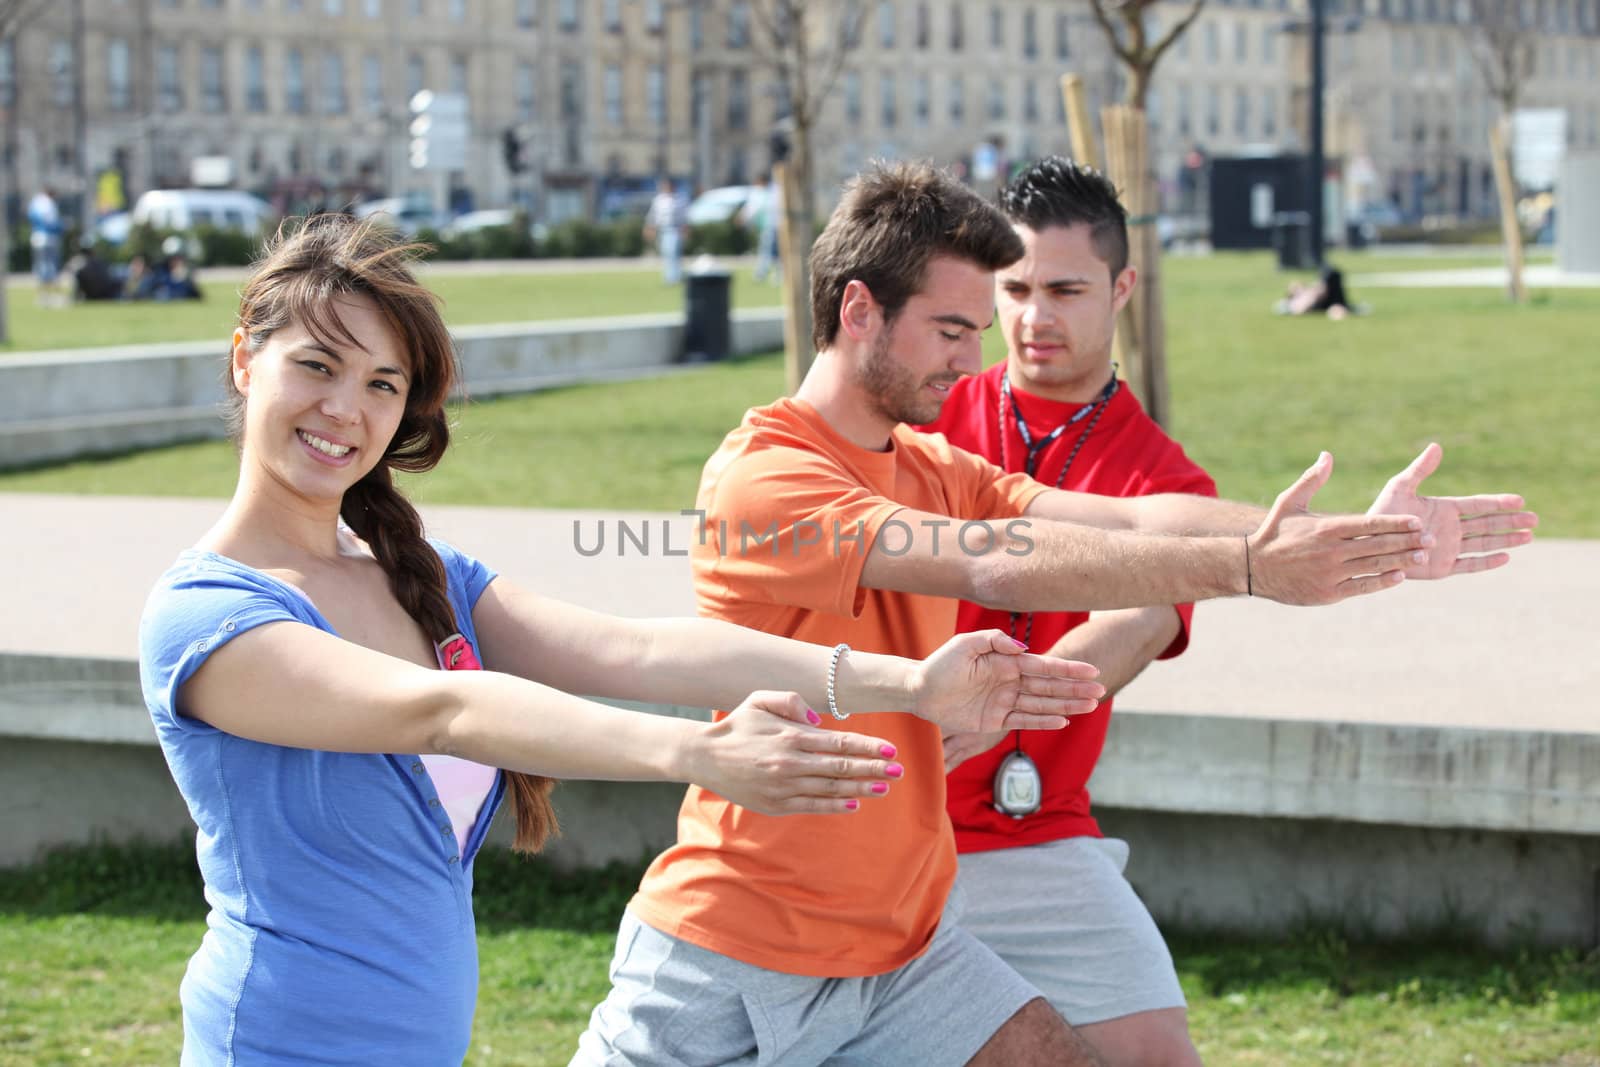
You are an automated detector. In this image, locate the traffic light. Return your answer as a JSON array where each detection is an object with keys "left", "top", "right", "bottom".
[{"left": 502, "top": 127, "right": 525, "bottom": 175}]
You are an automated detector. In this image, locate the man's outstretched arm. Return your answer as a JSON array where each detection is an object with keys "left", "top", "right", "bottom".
[
  {"left": 861, "top": 452, "right": 1428, "bottom": 612},
  {"left": 1026, "top": 446, "right": 1536, "bottom": 580}
]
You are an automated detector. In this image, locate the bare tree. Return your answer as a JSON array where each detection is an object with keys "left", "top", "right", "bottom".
[
  {"left": 1087, "top": 0, "right": 1208, "bottom": 110},
  {"left": 1462, "top": 0, "right": 1536, "bottom": 119},
  {"left": 1081, "top": 0, "right": 1207, "bottom": 428},
  {"left": 747, "top": 0, "right": 863, "bottom": 237},
  {"left": 0, "top": 0, "right": 51, "bottom": 344},
  {"left": 746, "top": 0, "right": 863, "bottom": 389},
  {"left": 1460, "top": 0, "right": 1536, "bottom": 302}
]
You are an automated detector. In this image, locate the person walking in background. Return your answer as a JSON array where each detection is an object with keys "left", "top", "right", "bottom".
[
  {"left": 742, "top": 172, "right": 782, "bottom": 284},
  {"left": 644, "top": 178, "right": 687, "bottom": 284},
  {"left": 139, "top": 213, "right": 1094, "bottom": 1065},
  {"left": 27, "top": 186, "right": 65, "bottom": 308}
]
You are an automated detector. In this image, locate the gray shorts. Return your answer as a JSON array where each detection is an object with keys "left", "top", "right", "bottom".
[
  {"left": 571, "top": 886, "right": 1042, "bottom": 1066},
  {"left": 955, "top": 836, "right": 1185, "bottom": 1027}
]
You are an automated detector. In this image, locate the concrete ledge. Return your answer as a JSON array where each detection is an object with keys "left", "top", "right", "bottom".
[
  {"left": 8, "top": 651, "right": 1595, "bottom": 946},
  {"left": 0, "top": 308, "right": 785, "bottom": 469},
  {"left": 1090, "top": 711, "right": 1600, "bottom": 837}
]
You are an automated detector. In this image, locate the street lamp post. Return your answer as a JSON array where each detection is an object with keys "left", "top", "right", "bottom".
[{"left": 1308, "top": 0, "right": 1326, "bottom": 265}]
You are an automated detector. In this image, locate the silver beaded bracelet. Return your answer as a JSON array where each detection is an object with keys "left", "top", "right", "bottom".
[{"left": 826, "top": 642, "right": 851, "bottom": 720}]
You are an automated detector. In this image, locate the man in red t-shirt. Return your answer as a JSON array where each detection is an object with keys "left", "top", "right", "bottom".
[{"left": 915, "top": 157, "right": 1215, "bottom": 1065}]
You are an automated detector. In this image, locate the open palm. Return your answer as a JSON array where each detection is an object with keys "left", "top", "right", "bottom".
[
  {"left": 911, "top": 630, "right": 1102, "bottom": 734},
  {"left": 1367, "top": 443, "right": 1538, "bottom": 579}
]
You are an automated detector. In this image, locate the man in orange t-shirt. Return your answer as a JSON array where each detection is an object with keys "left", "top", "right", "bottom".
[{"left": 572, "top": 163, "right": 1535, "bottom": 1066}]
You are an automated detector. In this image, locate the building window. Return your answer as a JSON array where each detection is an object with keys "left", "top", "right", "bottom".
[
  {"left": 159, "top": 43, "right": 184, "bottom": 112},
  {"left": 1263, "top": 24, "right": 1277, "bottom": 63},
  {"left": 0, "top": 41, "right": 13, "bottom": 108},
  {"left": 989, "top": 5, "right": 1003, "bottom": 47},
  {"left": 879, "top": 1, "right": 896, "bottom": 46},
  {"left": 1178, "top": 84, "right": 1191, "bottom": 136},
  {"left": 560, "top": 59, "right": 581, "bottom": 121},
  {"left": 1234, "top": 21, "right": 1248, "bottom": 62},
  {"left": 1263, "top": 87, "right": 1277, "bottom": 137},
  {"left": 987, "top": 76, "right": 1005, "bottom": 119},
  {"left": 844, "top": 70, "right": 862, "bottom": 122},
  {"left": 365, "top": 0, "right": 382, "bottom": 16},
  {"left": 51, "top": 40, "right": 74, "bottom": 107},
  {"left": 950, "top": 3, "right": 964, "bottom": 49},
  {"left": 949, "top": 74, "right": 964, "bottom": 121},
  {"left": 1023, "top": 77, "right": 1038, "bottom": 120},
  {"left": 1023, "top": 9, "right": 1037, "bottom": 58},
  {"left": 321, "top": 50, "right": 346, "bottom": 113},
  {"left": 450, "top": 55, "right": 467, "bottom": 95},
  {"left": 915, "top": 2, "right": 929, "bottom": 47},
  {"left": 728, "top": 1, "right": 750, "bottom": 47},
  {"left": 449, "top": 0, "right": 465, "bottom": 20},
  {"left": 648, "top": 64, "right": 664, "bottom": 125},
  {"left": 604, "top": 0, "right": 620, "bottom": 31},
  {"left": 363, "top": 53, "right": 383, "bottom": 112},
  {"left": 202, "top": 45, "right": 226, "bottom": 112},
  {"left": 1147, "top": 87, "right": 1162, "bottom": 132},
  {"left": 406, "top": 53, "right": 424, "bottom": 98},
  {"left": 728, "top": 68, "right": 748, "bottom": 128},
  {"left": 915, "top": 72, "right": 930, "bottom": 123},
  {"left": 559, "top": 0, "right": 578, "bottom": 31},
  {"left": 1206, "top": 85, "right": 1220, "bottom": 136},
  {"left": 1234, "top": 86, "right": 1249, "bottom": 136},
  {"left": 325, "top": 0, "right": 343, "bottom": 13},
  {"left": 246, "top": 45, "right": 267, "bottom": 111},
  {"left": 516, "top": 0, "right": 535, "bottom": 26},
  {"left": 107, "top": 38, "right": 131, "bottom": 111},
  {"left": 645, "top": 0, "right": 662, "bottom": 31},
  {"left": 604, "top": 65, "right": 623, "bottom": 124},
  {"left": 1204, "top": 21, "right": 1219, "bottom": 63},
  {"left": 880, "top": 72, "right": 896, "bottom": 126},
  {"left": 286, "top": 48, "right": 307, "bottom": 113},
  {"left": 516, "top": 61, "right": 535, "bottom": 121}
]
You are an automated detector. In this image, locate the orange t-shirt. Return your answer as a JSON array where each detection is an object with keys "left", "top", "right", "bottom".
[{"left": 629, "top": 397, "right": 1047, "bottom": 977}]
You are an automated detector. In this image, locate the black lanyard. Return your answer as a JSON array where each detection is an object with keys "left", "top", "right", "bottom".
[{"left": 998, "top": 371, "right": 1119, "bottom": 650}]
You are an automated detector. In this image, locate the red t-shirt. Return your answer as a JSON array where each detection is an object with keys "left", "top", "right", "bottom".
[{"left": 917, "top": 363, "right": 1217, "bottom": 853}]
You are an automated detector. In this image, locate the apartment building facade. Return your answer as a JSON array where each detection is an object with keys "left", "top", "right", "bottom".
[{"left": 5, "top": 0, "right": 1596, "bottom": 226}]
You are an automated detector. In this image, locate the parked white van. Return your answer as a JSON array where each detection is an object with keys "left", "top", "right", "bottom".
[{"left": 130, "top": 189, "right": 274, "bottom": 233}]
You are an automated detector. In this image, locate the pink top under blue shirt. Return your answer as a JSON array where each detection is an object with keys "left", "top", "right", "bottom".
[{"left": 138, "top": 540, "right": 503, "bottom": 1066}]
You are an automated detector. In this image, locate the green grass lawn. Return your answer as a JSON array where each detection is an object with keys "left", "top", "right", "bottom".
[
  {"left": 0, "top": 264, "right": 784, "bottom": 352},
  {"left": 2, "top": 842, "right": 1596, "bottom": 1066},
  {"left": 3, "top": 250, "right": 1595, "bottom": 536}
]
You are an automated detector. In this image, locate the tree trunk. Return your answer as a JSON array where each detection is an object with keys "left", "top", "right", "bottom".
[{"left": 774, "top": 160, "right": 814, "bottom": 393}]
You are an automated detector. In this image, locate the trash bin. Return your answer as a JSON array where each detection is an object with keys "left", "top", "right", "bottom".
[
  {"left": 683, "top": 265, "right": 731, "bottom": 363},
  {"left": 1272, "top": 211, "right": 1314, "bottom": 270}
]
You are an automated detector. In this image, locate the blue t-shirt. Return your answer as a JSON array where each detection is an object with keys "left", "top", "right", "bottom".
[{"left": 138, "top": 540, "right": 505, "bottom": 1066}]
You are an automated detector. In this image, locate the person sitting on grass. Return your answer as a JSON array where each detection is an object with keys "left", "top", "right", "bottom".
[
  {"left": 1278, "top": 266, "right": 1354, "bottom": 319},
  {"left": 137, "top": 213, "right": 1101, "bottom": 1065}
]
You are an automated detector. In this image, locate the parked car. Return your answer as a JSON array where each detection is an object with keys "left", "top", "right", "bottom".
[
  {"left": 440, "top": 208, "right": 538, "bottom": 240},
  {"left": 130, "top": 189, "right": 274, "bottom": 234},
  {"left": 686, "top": 184, "right": 759, "bottom": 226},
  {"left": 352, "top": 196, "right": 441, "bottom": 235}
]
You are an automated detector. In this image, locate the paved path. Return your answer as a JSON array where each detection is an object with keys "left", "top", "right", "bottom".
[
  {"left": 3, "top": 492, "right": 1593, "bottom": 735},
  {"left": 1353, "top": 264, "right": 1600, "bottom": 288}
]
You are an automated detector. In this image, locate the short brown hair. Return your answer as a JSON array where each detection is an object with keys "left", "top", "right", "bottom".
[{"left": 809, "top": 161, "right": 1023, "bottom": 352}]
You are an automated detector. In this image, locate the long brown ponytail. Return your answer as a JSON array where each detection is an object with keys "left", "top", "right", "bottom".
[{"left": 229, "top": 214, "right": 558, "bottom": 853}]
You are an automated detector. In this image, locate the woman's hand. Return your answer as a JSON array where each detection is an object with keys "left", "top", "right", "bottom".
[
  {"left": 910, "top": 630, "right": 1104, "bottom": 734},
  {"left": 683, "top": 691, "right": 903, "bottom": 815}
]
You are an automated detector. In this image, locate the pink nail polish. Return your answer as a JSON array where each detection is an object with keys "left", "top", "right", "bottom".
[
  {"left": 845, "top": 799, "right": 860, "bottom": 810},
  {"left": 879, "top": 743, "right": 898, "bottom": 759},
  {"left": 885, "top": 762, "right": 904, "bottom": 778},
  {"left": 1011, "top": 638, "right": 1028, "bottom": 649},
  {"left": 806, "top": 708, "right": 822, "bottom": 725},
  {"left": 870, "top": 782, "right": 889, "bottom": 794}
]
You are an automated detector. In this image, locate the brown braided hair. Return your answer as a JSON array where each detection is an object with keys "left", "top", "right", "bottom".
[{"left": 224, "top": 213, "right": 558, "bottom": 853}]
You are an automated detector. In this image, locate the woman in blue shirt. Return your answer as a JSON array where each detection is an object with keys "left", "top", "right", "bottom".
[{"left": 139, "top": 214, "right": 1103, "bottom": 1065}]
